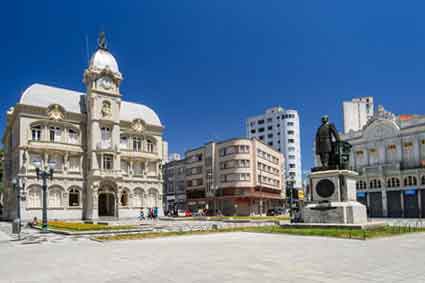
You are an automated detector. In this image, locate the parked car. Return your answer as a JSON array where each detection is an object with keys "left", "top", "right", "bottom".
[
  {"left": 266, "top": 208, "right": 287, "bottom": 216},
  {"left": 184, "top": 210, "right": 193, "bottom": 217},
  {"left": 177, "top": 209, "right": 186, "bottom": 217}
]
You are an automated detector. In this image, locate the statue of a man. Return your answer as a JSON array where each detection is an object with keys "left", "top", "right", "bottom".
[
  {"left": 315, "top": 115, "right": 340, "bottom": 168},
  {"left": 98, "top": 32, "right": 107, "bottom": 50}
]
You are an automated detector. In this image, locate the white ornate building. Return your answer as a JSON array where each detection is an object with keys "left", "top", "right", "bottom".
[
  {"left": 2, "top": 34, "right": 167, "bottom": 221},
  {"left": 342, "top": 105, "right": 425, "bottom": 218}
]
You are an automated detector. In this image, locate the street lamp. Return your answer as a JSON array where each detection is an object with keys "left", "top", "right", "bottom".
[
  {"left": 287, "top": 175, "right": 295, "bottom": 223},
  {"left": 34, "top": 160, "right": 55, "bottom": 233},
  {"left": 11, "top": 176, "right": 26, "bottom": 240}
]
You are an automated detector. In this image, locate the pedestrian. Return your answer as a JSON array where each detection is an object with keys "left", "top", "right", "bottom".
[
  {"left": 139, "top": 207, "right": 145, "bottom": 220},
  {"left": 154, "top": 206, "right": 158, "bottom": 219}
]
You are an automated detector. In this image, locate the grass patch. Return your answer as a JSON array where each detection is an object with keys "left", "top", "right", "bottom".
[
  {"left": 95, "top": 225, "right": 425, "bottom": 241},
  {"left": 180, "top": 215, "right": 290, "bottom": 221},
  {"left": 36, "top": 221, "right": 138, "bottom": 232}
]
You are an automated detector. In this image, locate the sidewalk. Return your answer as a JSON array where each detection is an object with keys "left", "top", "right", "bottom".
[{"left": 0, "top": 221, "right": 12, "bottom": 242}]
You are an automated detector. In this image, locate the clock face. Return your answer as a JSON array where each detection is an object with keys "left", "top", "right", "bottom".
[{"left": 99, "top": 76, "right": 113, "bottom": 90}]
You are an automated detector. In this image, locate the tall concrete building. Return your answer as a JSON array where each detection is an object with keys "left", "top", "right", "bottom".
[
  {"left": 343, "top": 97, "right": 374, "bottom": 133},
  {"left": 246, "top": 107, "right": 302, "bottom": 188}
]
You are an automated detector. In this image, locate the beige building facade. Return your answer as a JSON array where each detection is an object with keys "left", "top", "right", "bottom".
[
  {"left": 185, "top": 138, "right": 285, "bottom": 216},
  {"left": 2, "top": 34, "right": 166, "bottom": 221}
]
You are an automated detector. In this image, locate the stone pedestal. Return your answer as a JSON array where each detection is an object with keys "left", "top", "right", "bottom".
[{"left": 303, "top": 170, "right": 368, "bottom": 224}]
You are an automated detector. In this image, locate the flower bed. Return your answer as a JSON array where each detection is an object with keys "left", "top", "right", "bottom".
[{"left": 36, "top": 221, "right": 137, "bottom": 232}]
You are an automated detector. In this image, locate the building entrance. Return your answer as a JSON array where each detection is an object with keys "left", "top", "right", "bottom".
[
  {"left": 387, "top": 191, "right": 402, "bottom": 218},
  {"left": 98, "top": 193, "right": 115, "bottom": 217}
]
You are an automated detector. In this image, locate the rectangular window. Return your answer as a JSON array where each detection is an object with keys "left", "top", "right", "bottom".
[
  {"left": 49, "top": 127, "right": 62, "bottom": 142},
  {"left": 133, "top": 137, "right": 142, "bottom": 152},
  {"left": 120, "top": 136, "right": 128, "bottom": 149},
  {"left": 258, "top": 120, "right": 264, "bottom": 125},
  {"left": 48, "top": 154, "right": 63, "bottom": 170},
  {"left": 258, "top": 128, "right": 265, "bottom": 133},
  {"left": 288, "top": 139, "right": 295, "bottom": 143},
  {"left": 133, "top": 161, "right": 144, "bottom": 175},
  {"left": 68, "top": 129, "right": 78, "bottom": 144},
  {"left": 101, "top": 127, "right": 112, "bottom": 148},
  {"left": 30, "top": 153, "right": 42, "bottom": 168},
  {"left": 69, "top": 156, "right": 80, "bottom": 171},
  {"left": 287, "top": 130, "right": 295, "bottom": 135},
  {"left": 32, "top": 126, "right": 41, "bottom": 141},
  {"left": 103, "top": 155, "right": 113, "bottom": 170},
  {"left": 120, "top": 160, "right": 129, "bottom": 173}
]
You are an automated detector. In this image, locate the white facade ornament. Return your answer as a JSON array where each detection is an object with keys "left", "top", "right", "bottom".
[
  {"left": 47, "top": 104, "right": 65, "bottom": 121},
  {"left": 131, "top": 119, "right": 145, "bottom": 133},
  {"left": 101, "top": 101, "right": 112, "bottom": 118}
]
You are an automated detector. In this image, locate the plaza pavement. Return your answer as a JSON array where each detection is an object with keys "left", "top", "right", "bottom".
[{"left": 1, "top": 223, "right": 425, "bottom": 282}]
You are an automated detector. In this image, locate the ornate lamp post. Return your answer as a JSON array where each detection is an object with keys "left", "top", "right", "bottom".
[
  {"left": 287, "top": 175, "right": 295, "bottom": 223},
  {"left": 11, "top": 176, "right": 26, "bottom": 240},
  {"left": 34, "top": 160, "right": 55, "bottom": 233}
]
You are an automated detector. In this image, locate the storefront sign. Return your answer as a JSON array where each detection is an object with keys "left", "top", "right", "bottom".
[
  {"left": 356, "top": 192, "right": 366, "bottom": 198},
  {"left": 404, "top": 189, "right": 416, "bottom": 196}
]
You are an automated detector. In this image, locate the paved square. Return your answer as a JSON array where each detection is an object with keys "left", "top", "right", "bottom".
[{"left": 0, "top": 229, "right": 425, "bottom": 282}]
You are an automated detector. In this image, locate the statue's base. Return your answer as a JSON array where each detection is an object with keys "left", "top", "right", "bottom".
[{"left": 303, "top": 201, "right": 367, "bottom": 224}]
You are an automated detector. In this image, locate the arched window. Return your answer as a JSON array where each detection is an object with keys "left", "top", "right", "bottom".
[
  {"left": 388, "top": 177, "right": 400, "bottom": 188},
  {"left": 31, "top": 125, "right": 42, "bottom": 141},
  {"left": 134, "top": 188, "right": 145, "bottom": 207},
  {"left": 48, "top": 187, "right": 63, "bottom": 208},
  {"left": 369, "top": 179, "right": 382, "bottom": 189},
  {"left": 68, "top": 188, "right": 80, "bottom": 207},
  {"left": 27, "top": 186, "right": 42, "bottom": 208},
  {"left": 404, "top": 176, "right": 417, "bottom": 186},
  {"left": 120, "top": 190, "right": 129, "bottom": 207},
  {"left": 357, "top": 181, "right": 367, "bottom": 190},
  {"left": 421, "top": 175, "right": 425, "bottom": 185},
  {"left": 147, "top": 139, "right": 154, "bottom": 153}
]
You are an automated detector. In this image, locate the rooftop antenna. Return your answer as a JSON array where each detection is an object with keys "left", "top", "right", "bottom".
[{"left": 85, "top": 34, "right": 89, "bottom": 64}]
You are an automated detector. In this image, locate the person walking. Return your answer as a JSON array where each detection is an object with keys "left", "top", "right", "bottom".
[{"left": 139, "top": 207, "right": 145, "bottom": 221}]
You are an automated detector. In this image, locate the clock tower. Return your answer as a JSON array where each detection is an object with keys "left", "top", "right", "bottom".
[{"left": 83, "top": 32, "right": 124, "bottom": 218}]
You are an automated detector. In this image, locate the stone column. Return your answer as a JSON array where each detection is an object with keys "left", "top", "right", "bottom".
[
  {"left": 129, "top": 160, "right": 133, "bottom": 177},
  {"left": 64, "top": 152, "right": 69, "bottom": 173},
  {"left": 43, "top": 124, "right": 48, "bottom": 141},
  {"left": 381, "top": 189, "right": 388, "bottom": 217},
  {"left": 418, "top": 190, "right": 422, "bottom": 217}
]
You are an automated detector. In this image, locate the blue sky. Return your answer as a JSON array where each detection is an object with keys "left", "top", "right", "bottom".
[{"left": 2, "top": 1, "right": 425, "bottom": 172}]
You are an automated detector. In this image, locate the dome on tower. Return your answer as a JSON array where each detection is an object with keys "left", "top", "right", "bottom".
[
  {"left": 89, "top": 49, "right": 119, "bottom": 73},
  {"left": 88, "top": 32, "right": 120, "bottom": 74}
]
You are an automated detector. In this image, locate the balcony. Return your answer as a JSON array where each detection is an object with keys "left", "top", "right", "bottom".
[{"left": 28, "top": 139, "right": 83, "bottom": 153}]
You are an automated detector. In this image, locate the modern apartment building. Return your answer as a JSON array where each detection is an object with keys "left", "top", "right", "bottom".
[
  {"left": 246, "top": 107, "right": 302, "bottom": 188},
  {"left": 343, "top": 97, "right": 374, "bottom": 134},
  {"left": 184, "top": 138, "right": 284, "bottom": 216},
  {"left": 163, "top": 158, "right": 186, "bottom": 212}
]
